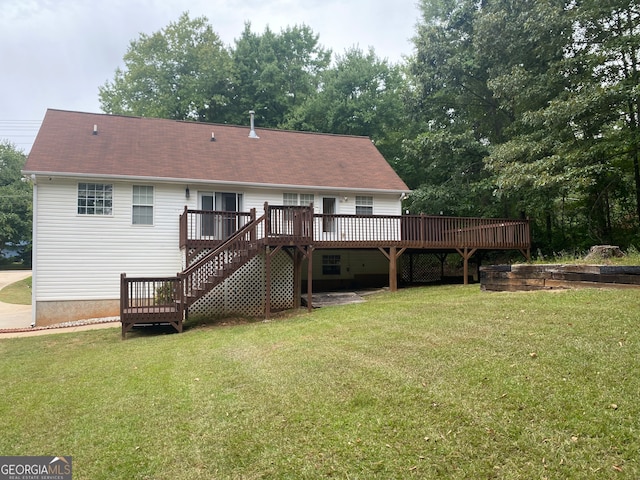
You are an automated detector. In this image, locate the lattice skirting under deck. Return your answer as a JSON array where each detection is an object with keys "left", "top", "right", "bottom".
[
  {"left": 188, "top": 250, "right": 294, "bottom": 318},
  {"left": 400, "top": 253, "right": 443, "bottom": 284}
]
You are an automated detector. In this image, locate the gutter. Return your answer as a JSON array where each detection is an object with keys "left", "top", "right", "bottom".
[{"left": 21, "top": 170, "right": 412, "bottom": 196}]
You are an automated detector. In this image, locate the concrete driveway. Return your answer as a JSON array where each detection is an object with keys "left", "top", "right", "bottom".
[{"left": 0, "top": 270, "right": 33, "bottom": 330}]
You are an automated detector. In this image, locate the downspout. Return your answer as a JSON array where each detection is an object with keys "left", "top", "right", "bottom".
[
  {"left": 399, "top": 192, "right": 407, "bottom": 215},
  {"left": 30, "top": 174, "right": 37, "bottom": 327}
]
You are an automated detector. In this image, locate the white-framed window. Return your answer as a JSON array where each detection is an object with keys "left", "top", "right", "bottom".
[
  {"left": 322, "top": 255, "right": 341, "bottom": 275},
  {"left": 283, "top": 193, "right": 298, "bottom": 206},
  {"left": 356, "top": 196, "right": 373, "bottom": 216},
  {"left": 132, "top": 185, "right": 154, "bottom": 225},
  {"left": 77, "top": 183, "right": 113, "bottom": 215},
  {"left": 283, "top": 193, "right": 314, "bottom": 206},
  {"left": 300, "top": 194, "right": 314, "bottom": 206}
]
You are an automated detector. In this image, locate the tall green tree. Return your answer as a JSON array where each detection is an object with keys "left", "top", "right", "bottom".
[
  {"left": 230, "top": 23, "right": 332, "bottom": 127},
  {"left": 406, "top": 0, "right": 640, "bottom": 249},
  {"left": 578, "top": 0, "right": 640, "bottom": 235},
  {"left": 405, "top": 0, "right": 519, "bottom": 217},
  {"left": 476, "top": 0, "right": 575, "bottom": 245},
  {"left": 0, "top": 141, "right": 31, "bottom": 262},
  {"left": 485, "top": 0, "right": 640, "bottom": 247},
  {"left": 285, "top": 47, "right": 407, "bottom": 160},
  {"left": 400, "top": 128, "right": 494, "bottom": 216},
  {"left": 99, "top": 13, "right": 233, "bottom": 122}
]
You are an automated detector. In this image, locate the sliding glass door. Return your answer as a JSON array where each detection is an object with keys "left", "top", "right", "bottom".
[{"left": 200, "top": 192, "right": 243, "bottom": 239}]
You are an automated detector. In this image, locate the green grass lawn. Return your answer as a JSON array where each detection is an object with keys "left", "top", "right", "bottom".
[
  {"left": 0, "top": 276, "right": 31, "bottom": 305},
  {"left": 0, "top": 285, "right": 638, "bottom": 479}
]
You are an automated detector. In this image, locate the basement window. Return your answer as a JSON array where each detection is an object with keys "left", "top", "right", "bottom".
[
  {"left": 77, "top": 183, "right": 113, "bottom": 215},
  {"left": 132, "top": 185, "right": 154, "bottom": 225},
  {"left": 322, "top": 255, "right": 341, "bottom": 275}
]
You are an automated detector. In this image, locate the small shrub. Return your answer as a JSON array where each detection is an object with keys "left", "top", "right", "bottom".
[{"left": 154, "top": 281, "right": 176, "bottom": 305}]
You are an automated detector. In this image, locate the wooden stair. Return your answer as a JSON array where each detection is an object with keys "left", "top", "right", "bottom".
[
  {"left": 120, "top": 213, "right": 265, "bottom": 338},
  {"left": 180, "top": 217, "right": 264, "bottom": 308}
]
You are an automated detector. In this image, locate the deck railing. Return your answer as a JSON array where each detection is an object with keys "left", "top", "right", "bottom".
[
  {"left": 120, "top": 274, "right": 184, "bottom": 313},
  {"left": 180, "top": 212, "right": 264, "bottom": 304},
  {"left": 265, "top": 204, "right": 314, "bottom": 244},
  {"left": 120, "top": 273, "right": 185, "bottom": 338},
  {"left": 312, "top": 214, "right": 402, "bottom": 245},
  {"left": 180, "top": 206, "right": 530, "bottom": 250},
  {"left": 180, "top": 207, "right": 255, "bottom": 248}
]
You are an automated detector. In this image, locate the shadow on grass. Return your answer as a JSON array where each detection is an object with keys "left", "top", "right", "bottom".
[
  {"left": 122, "top": 309, "right": 306, "bottom": 340},
  {"left": 183, "top": 309, "right": 304, "bottom": 332},
  {"left": 123, "top": 323, "right": 182, "bottom": 339}
]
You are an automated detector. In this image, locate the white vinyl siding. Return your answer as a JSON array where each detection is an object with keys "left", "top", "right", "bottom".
[
  {"left": 244, "top": 190, "right": 400, "bottom": 216},
  {"left": 34, "top": 180, "right": 405, "bottom": 303},
  {"left": 34, "top": 179, "right": 183, "bottom": 302}
]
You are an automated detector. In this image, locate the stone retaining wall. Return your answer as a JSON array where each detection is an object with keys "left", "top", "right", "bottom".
[{"left": 480, "top": 264, "right": 640, "bottom": 291}]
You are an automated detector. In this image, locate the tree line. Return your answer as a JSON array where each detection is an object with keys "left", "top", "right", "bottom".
[
  {"left": 405, "top": 0, "right": 640, "bottom": 254},
  {"left": 0, "top": 142, "right": 31, "bottom": 264},
  {"left": 2, "top": 1, "right": 638, "bottom": 257},
  {"left": 98, "top": 13, "right": 407, "bottom": 162}
]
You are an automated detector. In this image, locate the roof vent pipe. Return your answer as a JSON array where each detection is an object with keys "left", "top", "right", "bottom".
[{"left": 248, "top": 110, "right": 259, "bottom": 139}]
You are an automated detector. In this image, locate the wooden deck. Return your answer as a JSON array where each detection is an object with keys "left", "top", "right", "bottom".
[
  {"left": 180, "top": 205, "right": 530, "bottom": 252},
  {"left": 120, "top": 204, "right": 531, "bottom": 337},
  {"left": 120, "top": 274, "right": 185, "bottom": 339}
]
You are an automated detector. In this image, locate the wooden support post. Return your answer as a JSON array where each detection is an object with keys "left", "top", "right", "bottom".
[
  {"left": 293, "top": 248, "right": 303, "bottom": 309},
  {"left": 390, "top": 247, "right": 398, "bottom": 291},
  {"left": 379, "top": 247, "right": 406, "bottom": 292},
  {"left": 456, "top": 247, "right": 477, "bottom": 285},
  {"left": 437, "top": 253, "right": 448, "bottom": 281},
  {"left": 307, "top": 246, "right": 314, "bottom": 312},
  {"left": 264, "top": 245, "right": 284, "bottom": 318},
  {"left": 409, "top": 253, "right": 414, "bottom": 284},
  {"left": 463, "top": 247, "right": 469, "bottom": 285},
  {"left": 264, "top": 202, "right": 270, "bottom": 241}
]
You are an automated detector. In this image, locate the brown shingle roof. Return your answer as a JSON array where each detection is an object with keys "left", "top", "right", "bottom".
[{"left": 24, "top": 109, "right": 410, "bottom": 192}]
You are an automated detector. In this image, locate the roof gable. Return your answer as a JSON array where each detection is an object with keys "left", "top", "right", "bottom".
[{"left": 24, "top": 109, "right": 410, "bottom": 192}]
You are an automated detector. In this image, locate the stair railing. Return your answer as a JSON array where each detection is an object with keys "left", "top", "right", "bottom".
[{"left": 180, "top": 211, "right": 266, "bottom": 305}]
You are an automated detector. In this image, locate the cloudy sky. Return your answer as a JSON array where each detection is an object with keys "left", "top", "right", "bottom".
[{"left": 0, "top": 0, "right": 420, "bottom": 153}]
